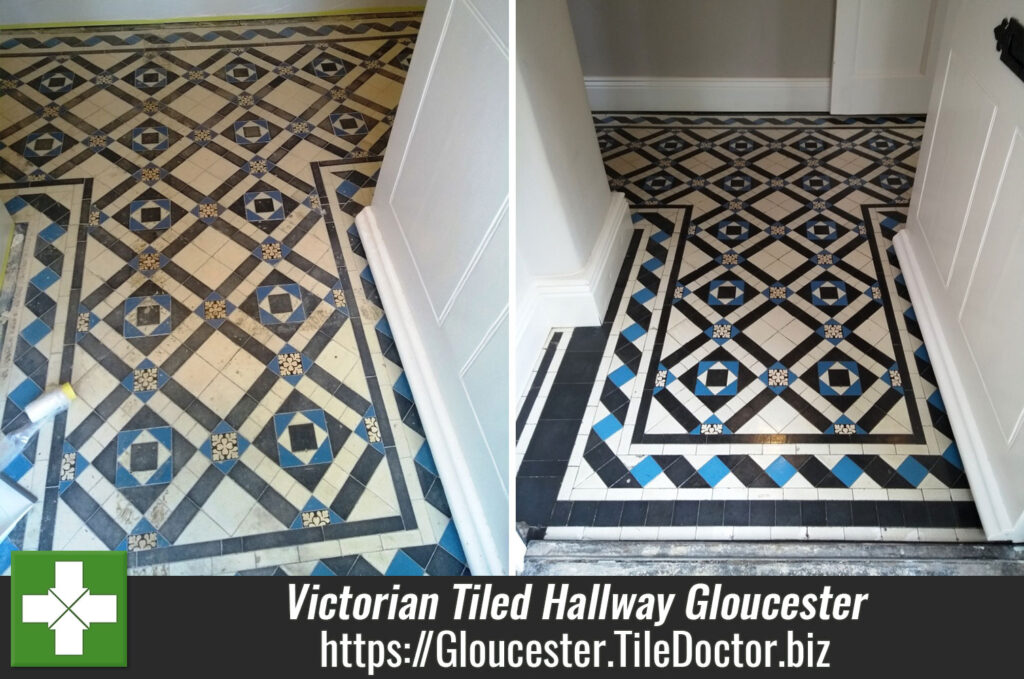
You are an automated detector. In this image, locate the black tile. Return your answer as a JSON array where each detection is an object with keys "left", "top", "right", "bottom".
[
  {"left": 553, "top": 352, "right": 602, "bottom": 384},
  {"left": 139, "top": 207, "right": 162, "bottom": 223},
  {"left": 538, "top": 383, "right": 592, "bottom": 420},
  {"left": 925, "top": 501, "right": 956, "bottom": 528},
  {"left": 954, "top": 502, "right": 981, "bottom": 528},
  {"left": 620, "top": 501, "right": 648, "bottom": 526},
  {"left": 851, "top": 501, "right": 878, "bottom": 526},
  {"left": 521, "top": 419, "right": 579, "bottom": 464},
  {"left": 548, "top": 501, "right": 571, "bottom": 526},
  {"left": 705, "top": 369, "right": 729, "bottom": 387},
  {"left": 901, "top": 501, "right": 929, "bottom": 527},
  {"left": 129, "top": 442, "right": 158, "bottom": 471},
  {"left": 136, "top": 304, "right": 161, "bottom": 326},
  {"left": 515, "top": 477, "right": 560, "bottom": 525},
  {"left": 565, "top": 326, "right": 607, "bottom": 353},
  {"left": 644, "top": 501, "right": 673, "bottom": 526},
  {"left": 749, "top": 501, "right": 774, "bottom": 526},
  {"left": 672, "top": 501, "right": 699, "bottom": 526},
  {"left": 775, "top": 501, "right": 801, "bottom": 526},
  {"left": 696, "top": 500, "right": 724, "bottom": 526},
  {"left": 254, "top": 197, "right": 275, "bottom": 213},
  {"left": 801, "top": 501, "right": 826, "bottom": 526},
  {"left": 268, "top": 293, "right": 293, "bottom": 314},
  {"left": 567, "top": 501, "right": 598, "bottom": 527},
  {"left": 723, "top": 500, "right": 749, "bottom": 525},
  {"left": 288, "top": 423, "right": 317, "bottom": 451},
  {"left": 825, "top": 501, "right": 852, "bottom": 526},
  {"left": 876, "top": 501, "right": 905, "bottom": 527},
  {"left": 594, "top": 502, "right": 623, "bottom": 527},
  {"left": 426, "top": 547, "right": 466, "bottom": 576}
]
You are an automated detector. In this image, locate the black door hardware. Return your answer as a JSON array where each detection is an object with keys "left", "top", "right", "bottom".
[{"left": 994, "top": 17, "right": 1024, "bottom": 82}]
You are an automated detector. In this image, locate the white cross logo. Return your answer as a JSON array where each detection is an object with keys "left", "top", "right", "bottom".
[{"left": 21, "top": 561, "right": 118, "bottom": 655}]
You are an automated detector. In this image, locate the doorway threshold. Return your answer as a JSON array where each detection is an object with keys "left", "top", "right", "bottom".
[{"left": 523, "top": 540, "right": 1024, "bottom": 576}]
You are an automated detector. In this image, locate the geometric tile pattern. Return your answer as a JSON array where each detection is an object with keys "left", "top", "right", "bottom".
[
  {"left": 517, "top": 114, "right": 979, "bottom": 537},
  {"left": 0, "top": 14, "right": 467, "bottom": 575}
]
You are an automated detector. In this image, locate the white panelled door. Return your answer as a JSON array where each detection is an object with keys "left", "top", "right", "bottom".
[
  {"left": 896, "top": 0, "right": 1024, "bottom": 541},
  {"left": 356, "top": 0, "right": 509, "bottom": 572},
  {"left": 831, "top": 0, "right": 948, "bottom": 114}
]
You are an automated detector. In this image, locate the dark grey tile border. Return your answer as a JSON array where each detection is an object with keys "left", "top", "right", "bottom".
[
  {"left": 542, "top": 500, "right": 982, "bottom": 530},
  {"left": 515, "top": 331, "right": 562, "bottom": 441},
  {"left": 515, "top": 230, "right": 645, "bottom": 528}
]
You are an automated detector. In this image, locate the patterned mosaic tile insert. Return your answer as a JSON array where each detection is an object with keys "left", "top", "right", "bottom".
[
  {"left": 0, "top": 14, "right": 466, "bottom": 575},
  {"left": 516, "top": 114, "right": 980, "bottom": 539}
]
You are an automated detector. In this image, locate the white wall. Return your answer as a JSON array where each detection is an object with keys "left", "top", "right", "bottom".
[
  {"left": 516, "top": 0, "right": 631, "bottom": 396},
  {"left": 0, "top": 0, "right": 424, "bottom": 26},
  {"left": 567, "top": 0, "right": 836, "bottom": 111},
  {"left": 568, "top": 0, "right": 836, "bottom": 78},
  {"left": 355, "top": 0, "right": 508, "bottom": 573}
]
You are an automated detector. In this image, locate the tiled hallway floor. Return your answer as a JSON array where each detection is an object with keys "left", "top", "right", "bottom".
[
  {"left": 0, "top": 13, "right": 468, "bottom": 575},
  {"left": 517, "top": 113, "right": 983, "bottom": 541}
]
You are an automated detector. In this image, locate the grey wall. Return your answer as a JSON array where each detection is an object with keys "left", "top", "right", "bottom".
[{"left": 567, "top": 0, "right": 836, "bottom": 78}]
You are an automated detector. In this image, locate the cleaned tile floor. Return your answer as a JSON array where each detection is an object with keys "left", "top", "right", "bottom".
[
  {"left": 0, "top": 13, "right": 468, "bottom": 575},
  {"left": 517, "top": 113, "right": 983, "bottom": 542}
]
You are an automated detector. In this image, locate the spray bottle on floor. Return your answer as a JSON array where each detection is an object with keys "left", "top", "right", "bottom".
[{"left": 0, "top": 383, "right": 75, "bottom": 471}]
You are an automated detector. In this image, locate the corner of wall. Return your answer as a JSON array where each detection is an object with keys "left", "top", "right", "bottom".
[{"left": 515, "top": 191, "right": 632, "bottom": 397}]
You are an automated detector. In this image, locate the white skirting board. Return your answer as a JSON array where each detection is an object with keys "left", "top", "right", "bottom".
[
  {"left": 893, "top": 229, "right": 1022, "bottom": 542},
  {"left": 584, "top": 77, "right": 832, "bottom": 112},
  {"left": 515, "top": 192, "right": 632, "bottom": 398},
  {"left": 355, "top": 207, "right": 506, "bottom": 575}
]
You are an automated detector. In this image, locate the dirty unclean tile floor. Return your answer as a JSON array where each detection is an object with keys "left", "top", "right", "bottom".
[{"left": 0, "top": 12, "right": 468, "bottom": 575}]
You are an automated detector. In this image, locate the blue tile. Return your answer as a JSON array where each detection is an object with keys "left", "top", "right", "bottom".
[
  {"left": 831, "top": 456, "right": 864, "bottom": 487},
  {"left": 393, "top": 372, "right": 413, "bottom": 400},
  {"left": 0, "top": 537, "right": 16, "bottom": 574},
  {"left": 385, "top": 550, "right": 424, "bottom": 576},
  {"left": 4, "top": 196, "right": 27, "bottom": 214},
  {"left": 896, "top": 457, "right": 929, "bottom": 487},
  {"left": 414, "top": 442, "right": 437, "bottom": 475},
  {"left": 608, "top": 364, "right": 635, "bottom": 388},
  {"left": 630, "top": 456, "right": 662, "bottom": 486},
  {"left": 763, "top": 456, "right": 797, "bottom": 486},
  {"left": 439, "top": 521, "right": 467, "bottom": 565},
  {"left": 632, "top": 288, "right": 655, "bottom": 304},
  {"left": 38, "top": 223, "right": 65, "bottom": 243},
  {"left": 311, "top": 561, "right": 335, "bottom": 576},
  {"left": 592, "top": 414, "right": 623, "bottom": 441},
  {"left": 697, "top": 456, "right": 731, "bottom": 487},
  {"left": 8, "top": 378, "right": 42, "bottom": 410},
  {"left": 942, "top": 444, "right": 962, "bottom": 470},
  {"left": 620, "top": 323, "right": 646, "bottom": 342},
  {"left": 3, "top": 452, "right": 31, "bottom": 481},
  {"left": 337, "top": 180, "right": 359, "bottom": 197},
  {"left": 19, "top": 318, "right": 51, "bottom": 345}
]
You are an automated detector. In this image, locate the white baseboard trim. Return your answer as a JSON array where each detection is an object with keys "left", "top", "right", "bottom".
[
  {"left": 893, "top": 229, "right": 1021, "bottom": 542},
  {"left": 515, "top": 192, "right": 632, "bottom": 397},
  {"left": 584, "top": 76, "right": 831, "bottom": 112},
  {"left": 355, "top": 206, "right": 506, "bottom": 574}
]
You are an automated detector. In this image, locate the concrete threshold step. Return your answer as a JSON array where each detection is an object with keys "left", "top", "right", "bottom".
[{"left": 523, "top": 540, "right": 1024, "bottom": 576}]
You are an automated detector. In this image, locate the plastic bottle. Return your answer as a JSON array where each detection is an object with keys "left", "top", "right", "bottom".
[{"left": 0, "top": 383, "right": 75, "bottom": 472}]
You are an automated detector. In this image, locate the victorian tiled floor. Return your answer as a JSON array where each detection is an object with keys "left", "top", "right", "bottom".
[
  {"left": 516, "top": 113, "right": 983, "bottom": 541},
  {"left": 0, "top": 12, "right": 469, "bottom": 575}
]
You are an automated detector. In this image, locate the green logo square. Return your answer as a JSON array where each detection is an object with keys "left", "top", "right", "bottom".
[{"left": 10, "top": 551, "right": 127, "bottom": 667}]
